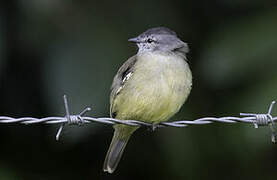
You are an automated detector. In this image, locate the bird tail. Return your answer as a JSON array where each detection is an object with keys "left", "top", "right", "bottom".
[{"left": 103, "top": 126, "right": 133, "bottom": 173}]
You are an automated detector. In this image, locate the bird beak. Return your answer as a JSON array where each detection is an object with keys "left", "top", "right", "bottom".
[{"left": 128, "top": 37, "right": 140, "bottom": 43}]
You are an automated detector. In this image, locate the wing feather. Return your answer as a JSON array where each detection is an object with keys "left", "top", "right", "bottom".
[{"left": 110, "top": 55, "right": 137, "bottom": 118}]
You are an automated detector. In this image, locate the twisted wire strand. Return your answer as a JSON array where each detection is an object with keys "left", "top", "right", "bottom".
[{"left": 0, "top": 95, "right": 276, "bottom": 142}]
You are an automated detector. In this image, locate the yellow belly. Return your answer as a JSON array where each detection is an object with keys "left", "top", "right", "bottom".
[{"left": 113, "top": 52, "right": 192, "bottom": 123}]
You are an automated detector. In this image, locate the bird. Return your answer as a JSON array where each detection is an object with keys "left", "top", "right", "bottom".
[{"left": 103, "top": 27, "right": 192, "bottom": 173}]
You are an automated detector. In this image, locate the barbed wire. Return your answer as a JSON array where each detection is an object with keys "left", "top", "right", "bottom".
[{"left": 0, "top": 95, "right": 276, "bottom": 143}]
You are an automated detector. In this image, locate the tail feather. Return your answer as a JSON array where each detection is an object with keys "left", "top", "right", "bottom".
[{"left": 103, "top": 130, "right": 130, "bottom": 173}]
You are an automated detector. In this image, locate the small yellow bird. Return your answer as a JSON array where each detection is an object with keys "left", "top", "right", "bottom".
[{"left": 103, "top": 27, "right": 192, "bottom": 173}]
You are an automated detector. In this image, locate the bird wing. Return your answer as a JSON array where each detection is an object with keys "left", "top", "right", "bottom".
[{"left": 110, "top": 55, "right": 137, "bottom": 118}]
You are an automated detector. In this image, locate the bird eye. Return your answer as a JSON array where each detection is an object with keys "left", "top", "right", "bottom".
[{"left": 147, "top": 38, "right": 154, "bottom": 43}]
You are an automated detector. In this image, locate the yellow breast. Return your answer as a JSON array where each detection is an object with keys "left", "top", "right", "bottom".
[{"left": 114, "top": 52, "right": 192, "bottom": 123}]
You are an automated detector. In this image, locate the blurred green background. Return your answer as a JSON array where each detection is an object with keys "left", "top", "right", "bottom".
[{"left": 0, "top": 0, "right": 277, "bottom": 179}]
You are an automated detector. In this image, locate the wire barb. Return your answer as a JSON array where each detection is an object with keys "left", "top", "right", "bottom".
[
  {"left": 55, "top": 95, "right": 91, "bottom": 141},
  {"left": 0, "top": 96, "right": 276, "bottom": 143},
  {"left": 240, "top": 101, "right": 276, "bottom": 143}
]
